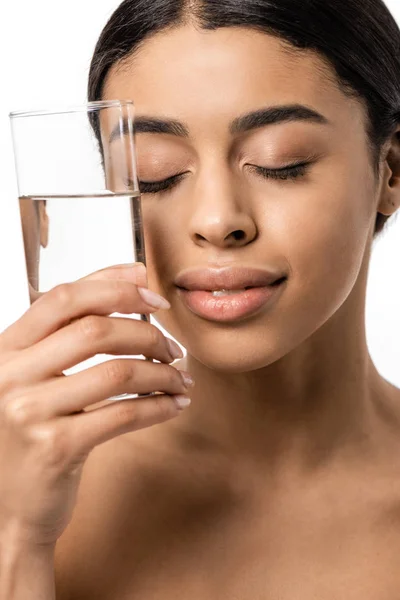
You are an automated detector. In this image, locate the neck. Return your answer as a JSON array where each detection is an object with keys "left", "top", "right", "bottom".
[{"left": 172, "top": 271, "right": 389, "bottom": 475}]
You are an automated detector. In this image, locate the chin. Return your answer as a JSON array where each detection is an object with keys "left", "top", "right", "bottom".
[{"left": 173, "top": 324, "right": 292, "bottom": 374}]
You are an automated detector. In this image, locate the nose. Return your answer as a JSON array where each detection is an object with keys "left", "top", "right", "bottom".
[{"left": 187, "top": 166, "right": 258, "bottom": 249}]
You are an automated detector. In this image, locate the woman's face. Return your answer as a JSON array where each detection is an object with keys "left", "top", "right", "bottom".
[{"left": 103, "top": 25, "right": 382, "bottom": 372}]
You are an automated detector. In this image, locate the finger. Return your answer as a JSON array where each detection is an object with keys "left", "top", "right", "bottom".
[
  {"left": 0, "top": 272, "right": 168, "bottom": 352},
  {"left": 66, "top": 393, "right": 190, "bottom": 459},
  {"left": 81, "top": 262, "right": 148, "bottom": 289},
  {"left": 11, "top": 317, "right": 181, "bottom": 383},
  {"left": 0, "top": 263, "right": 147, "bottom": 352},
  {"left": 18, "top": 359, "right": 189, "bottom": 419},
  {"left": 26, "top": 263, "right": 148, "bottom": 305}
]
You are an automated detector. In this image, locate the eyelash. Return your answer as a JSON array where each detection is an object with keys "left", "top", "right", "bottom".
[
  {"left": 138, "top": 173, "right": 186, "bottom": 195},
  {"left": 138, "top": 161, "right": 310, "bottom": 195}
]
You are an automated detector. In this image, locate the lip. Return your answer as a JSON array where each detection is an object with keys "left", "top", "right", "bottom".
[
  {"left": 174, "top": 265, "right": 287, "bottom": 323},
  {"left": 176, "top": 283, "right": 286, "bottom": 322},
  {"left": 174, "top": 265, "right": 285, "bottom": 291}
]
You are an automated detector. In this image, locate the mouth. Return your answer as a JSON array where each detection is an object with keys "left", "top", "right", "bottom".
[
  {"left": 176, "top": 276, "right": 287, "bottom": 293},
  {"left": 176, "top": 276, "right": 287, "bottom": 322}
]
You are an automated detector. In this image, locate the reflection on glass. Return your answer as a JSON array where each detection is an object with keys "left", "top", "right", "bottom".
[
  {"left": 19, "top": 192, "right": 143, "bottom": 302},
  {"left": 10, "top": 101, "right": 152, "bottom": 402}
]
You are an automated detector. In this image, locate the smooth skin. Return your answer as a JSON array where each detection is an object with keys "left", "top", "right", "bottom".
[
  {"left": 4, "top": 23, "right": 400, "bottom": 599},
  {"left": 0, "top": 262, "right": 192, "bottom": 542}
]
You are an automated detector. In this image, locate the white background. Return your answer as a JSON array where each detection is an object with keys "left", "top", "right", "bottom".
[{"left": 0, "top": 0, "right": 399, "bottom": 386}]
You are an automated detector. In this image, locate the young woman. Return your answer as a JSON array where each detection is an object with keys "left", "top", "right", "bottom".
[{"left": 2, "top": 0, "right": 400, "bottom": 598}]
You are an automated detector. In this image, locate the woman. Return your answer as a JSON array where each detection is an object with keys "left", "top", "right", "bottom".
[{"left": 2, "top": 0, "right": 400, "bottom": 597}]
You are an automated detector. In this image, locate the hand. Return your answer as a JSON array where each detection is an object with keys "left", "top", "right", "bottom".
[{"left": 0, "top": 263, "right": 192, "bottom": 547}]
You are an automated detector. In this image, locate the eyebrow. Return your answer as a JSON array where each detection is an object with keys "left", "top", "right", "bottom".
[{"left": 108, "top": 103, "right": 330, "bottom": 143}]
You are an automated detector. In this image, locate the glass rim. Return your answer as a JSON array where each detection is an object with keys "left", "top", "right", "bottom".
[{"left": 9, "top": 99, "right": 135, "bottom": 119}]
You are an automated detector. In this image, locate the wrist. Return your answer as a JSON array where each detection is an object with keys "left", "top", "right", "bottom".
[{"left": 0, "top": 516, "right": 56, "bottom": 554}]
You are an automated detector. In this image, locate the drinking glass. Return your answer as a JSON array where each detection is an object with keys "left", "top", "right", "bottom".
[{"left": 9, "top": 100, "right": 154, "bottom": 401}]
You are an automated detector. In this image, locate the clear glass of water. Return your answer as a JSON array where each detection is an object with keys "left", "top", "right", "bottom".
[{"left": 9, "top": 100, "right": 153, "bottom": 402}]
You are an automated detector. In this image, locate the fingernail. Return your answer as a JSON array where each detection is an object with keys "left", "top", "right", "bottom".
[
  {"left": 174, "top": 395, "right": 192, "bottom": 409},
  {"left": 166, "top": 338, "right": 184, "bottom": 360},
  {"left": 180, "top": 371, "right": 195, "bottom": 388},
  {"left": 137, "top": 287, "right": 171, "bottom": 310}
]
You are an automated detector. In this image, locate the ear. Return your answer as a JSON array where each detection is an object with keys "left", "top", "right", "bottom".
[
  {"left": 376, "top": 126, "right": 400, "bottom": 217},
  {"left": 38, "top": 200, "right": 49, "bottom": 248}
]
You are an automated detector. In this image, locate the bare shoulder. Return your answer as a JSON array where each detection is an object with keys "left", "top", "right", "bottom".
[
  {"left": 376, "top": 378, "right": 400, "bottom": 432},
  {"left": 53, "top": 428, "right": 162, "bottom": 599},
  {"left": 53, "top": 421, "right": 193, "bottom": 599},
  {"left": 366, "top": 379, "right": 400, "bottom": 498},
  {"left": 53, "top": 375, "right": 400, "bottom": 599},
  {"left": 391, "top": 382, "right": 400, "bottom": 403}
]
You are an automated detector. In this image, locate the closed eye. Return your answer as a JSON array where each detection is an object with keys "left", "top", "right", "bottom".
[
  {"left": 139, "top": 172, "right": 187, "bottom": 195},
  {"left": 247, "top": 161, "right": 312, "bottom": 182},
  {"left": 138, "top": 160, "right": 312, "bottom": 195}
]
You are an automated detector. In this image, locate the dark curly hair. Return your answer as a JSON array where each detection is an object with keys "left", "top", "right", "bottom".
[{"left": 88, "top": 0, "right": 400, "bottom": 238}]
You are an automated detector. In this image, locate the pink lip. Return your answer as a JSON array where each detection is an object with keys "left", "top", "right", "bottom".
[
  {"left": 176, "top": 281, "right": 286, "bottom": 323},
  {"left": 174, "top": 265, "right": 285, "bottom": 291}
]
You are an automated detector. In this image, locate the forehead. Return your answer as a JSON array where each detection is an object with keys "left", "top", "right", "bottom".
[{"left": 103, "top": 25, "right": 365, "bottom": 135}]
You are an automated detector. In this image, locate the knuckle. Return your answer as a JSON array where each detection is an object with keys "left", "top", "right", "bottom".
[
  {"left": 77, "top": 315, "right": 109, "bottom": 342},
  {"left": 50, "top": 283, "right": 74, "bottom": 308},
  {"left": 102, "top": 359, "right": 134, "bottom": 386},
  {"left": 30, "top": 424, "right": 71, "bottom": 468},
  {"left": 4, "top": 395, "right": 35, "bottom": 427}
]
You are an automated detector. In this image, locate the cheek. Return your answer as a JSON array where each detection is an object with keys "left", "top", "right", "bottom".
[
  {"left": 274, "top": 169, "right": 373, "bottom": 319},
  {"left": 141, "top": 200, "right": 181, "bottom": 290}
]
